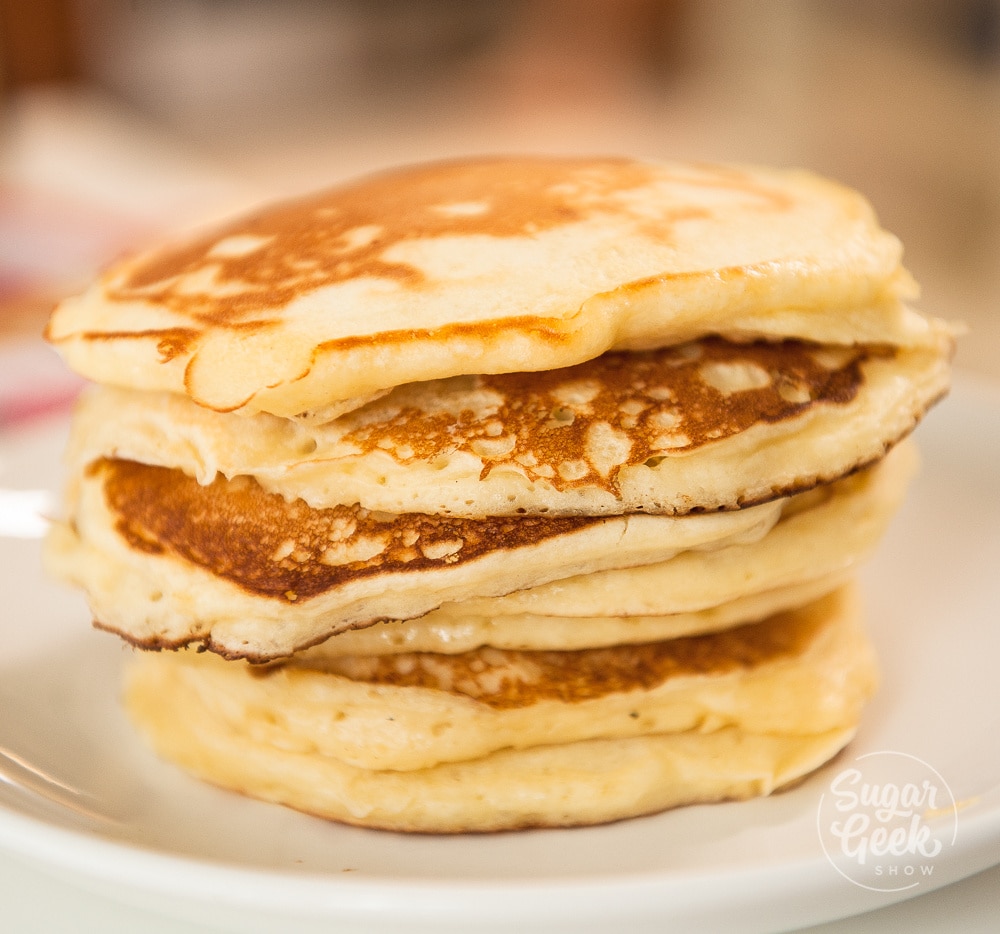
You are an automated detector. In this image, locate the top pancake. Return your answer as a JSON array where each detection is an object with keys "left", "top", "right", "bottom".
[{"left": 46, "top": 157, "right": 946, "bottom": 418}]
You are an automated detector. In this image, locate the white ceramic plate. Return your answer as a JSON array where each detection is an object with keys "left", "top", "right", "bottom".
[{"left": 1, "top": 376, "right": 998, "bottom": 934}]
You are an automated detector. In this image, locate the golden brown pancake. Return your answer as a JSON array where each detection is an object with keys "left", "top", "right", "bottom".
[
  {"left": 289, "top": 441, "right": 917, "bottom": 655},
  {"left": 63, "top": 336, "right": 946, "bottom": 517},
  {"left": 297, "top": 575, "right": 849, "bottom": 659},
  {"left": 46, "top": 157, "right": 950, "bottom": 419},
  {"left": 429, "top": 441, "right": 915, "bottom": 623},
  {"left": 44, "top": 441, "right": 913, "bottom": 661},
  {"left": 123, "top": 587, "right": 875, "bottom": 831},
  {"left": 45, "top": 454, "right": 785, "bottom": 659},
  {"left": 42, "top": 156, "right": 955, "bottom": 833}
]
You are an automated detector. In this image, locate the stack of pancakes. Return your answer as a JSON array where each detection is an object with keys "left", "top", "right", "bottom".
[{"left": 44, "top": 157, "right": 954, "bottom": 832}]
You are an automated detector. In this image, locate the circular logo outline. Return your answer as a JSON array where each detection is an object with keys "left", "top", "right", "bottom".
[{"left": 816, "top": 749, "right": 959, "bottom": 893}]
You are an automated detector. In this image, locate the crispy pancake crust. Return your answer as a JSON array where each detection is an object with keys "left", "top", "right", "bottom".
[
  {"left": 287, "top": 597, "right": 828, "bottom": 708},
  {"left": 428, "top": 441, "right": 916, "bottom": 622},
  {"left": 43, "top": 443, "right": 913, "bottom": 660},
  {"left": 64, "top": 338, "right": 947, "bottom": 517},
  {"left": 46, "top": 157, "right": 948, "bottom": 417},
  {"left": 45, "top": 457, "right": 784, "bottom": 659},
  {"left": 270, "top": 442, "right": 917, "bottom": 655}
]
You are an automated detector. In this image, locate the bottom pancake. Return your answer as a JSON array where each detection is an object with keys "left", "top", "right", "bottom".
[
  {"left": 122, "top": 712, "right": 856, "bottom": 833},
  {"left": 123, "top": 587, "right": 875, "bottom": 832}
]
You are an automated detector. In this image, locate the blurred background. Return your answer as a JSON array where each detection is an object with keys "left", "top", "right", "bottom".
[{"left": 1, "top": 0, "right": 998, "bottom": 377}]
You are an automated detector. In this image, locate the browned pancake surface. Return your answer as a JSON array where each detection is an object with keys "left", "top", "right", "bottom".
[
  {"left": 97, "top": 458, "right": 596, "bottom": 603},
  {"left": 46, "top": 156, "right": 942, "bottom": 418},
  {"left": 284, "top": 604, "right": 821, "bottom": 709},
  {"left": 106, "top": 158, "right": 789, "bottom": 327},
  {"left": 338, "top": 339, "right": 884, "bottom": 494}
]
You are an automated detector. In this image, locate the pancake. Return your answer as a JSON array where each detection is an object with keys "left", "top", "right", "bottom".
[
  {"left": 270, "top": 441, "right": 916, "bottom": 655},
  {"left": 64, "top": 336, "right": 946, "bottom": 517},
  {"left": 42, "top": 155, "right": 955, "bottom": 833},
  {"left": 427, "top": 440, "right": 915, "bottom": 624},
  {"left": 44, "top": 439, "right": 911, "bottom": 661},
  {"left": 45, "top": 157, "right": 951, "bottom": 419},
  {"left": 297, "top": 574, "right": 849, "bottom": 659},
  {"left": 45, "top": 456, "right": 784, "bottom": 659},
  {"left": 123, "top": 587, "right": 874, "bottom": 831}
]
